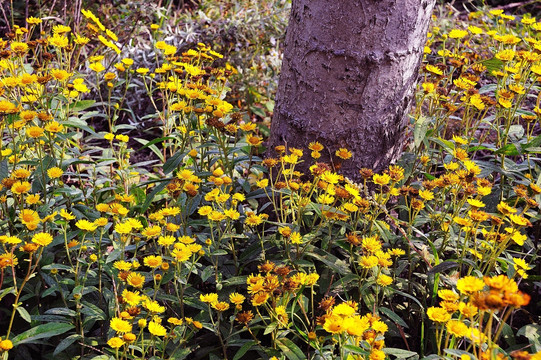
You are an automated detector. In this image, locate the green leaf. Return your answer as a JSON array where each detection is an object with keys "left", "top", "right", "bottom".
[
  {"left": 16, "top": 307, "right": 31, "bottom": 323},
  {"left": 163, "top": 152, "right": 185, "bottom": 175},
  {"left": 233, "top": 340, "right": 257, "bottom": 360},
  {"left": 427, "top": 261, "right": 458, "bottom": 275},
  {"left": 380, "top": 307, "right": 408, "bottom": 328},
  {"left": 383, "top": 348, "right": 419, "bottom": 359},
  {"left": 11, "top": 323, "right": 75, "bottom": 346},
  {"left": 69, "top": 100, "right": 95, "bottom": 112},
  {"left": 0, "top": 160, "right": 8, "bottom": 182},
  {"left": 482, "top": 58, "right": 504, "bottom": 74},
  {"left": 275, "top": 338, "right": 306, "bottom": 360},
  {"left": 140, "top": 180, "right": 169, "bottom": 213},
  {"left": 444, "top": 349, "right": 475, "bottom": 359},
  {"left": 53, "top": 334, "right": 81, "bottom": 356},
  {"left": 343, "top": 345, "right": 370, "bottom": 355},
  {"left": 494, "top": 143, "right": 521, "bottom": 156},
  {"left": 414, "top": 115, "right": 429, "bottom": 149}
]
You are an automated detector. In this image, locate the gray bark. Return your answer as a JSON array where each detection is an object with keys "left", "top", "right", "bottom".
[{"left": 269, "top": 0, "right": 436, "bottom": 181}]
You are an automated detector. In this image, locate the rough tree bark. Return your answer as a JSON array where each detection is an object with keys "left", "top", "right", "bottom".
[{"left": 268, "top": 0, "right": 436, "bottom": 181}]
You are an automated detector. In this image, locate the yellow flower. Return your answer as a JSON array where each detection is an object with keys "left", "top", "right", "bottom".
[
  {"left": 200, "top": 293, "right": 219, "bottom": 304},
  {"left": 44, "top": 121, "right": 64, "bottom": 133},
  {"left": 467, "top": 198, "right": 485, "bottom": 208},
  {"left": 20, "top": 209, "right": 40, "bottom": 228},
  {"left": 32, "top": 232, "right": 53, "bottom": 247},
  {"left": 10, "top": 41, "right": 29, "bottom": 53},
  {"left": 0, "top": 339, "right": 13, "bottom": 351},
  {"left": 373, "top": 173, "right": 391, "bottom": 186},
  {"left": 323, "top": 315, "right": 346, "bottom": 334},
  {"left": 76, "top": 219, "right": 98, "bottom": 232},
  {"left": 48, "top": 33, "right": 69, "bottom": 47},
  {"left": 246, "top": 133, "right": 263, "bottom": 146},
  {"left": 11, "top": 181, "right": 31, "bottom": 195},
  {"left": 427, "top": 306, "right": 451, "bottom": 323},
  {"left": 513, "top": 258, "right": 532, "bottom": 278},
  {"left": 212, "top": 301, "right": 230, "bottom": 312},
  {"left": 495, "top": 49, "right": 515, "bottom": 61},
  {"left": 446, "top": 320, "right": 468, "bottom": 337},
  {"left": 0, "top": 253, "right": 18, "bottom": 269},
  {"left": 115, "top": 222, "right": 133, "bottom": 234},
  {"left": 114, "top": 261, "right": 132, "bottom": 271},
  {"left": 376, "top": 274, "right": 393, "bottom": 286},
  {"left": 229, "top": 293, "right": 245, "bottom": 305},
  {"left": 143, "top": 255, "right": 163, "bottom": 268},
  {"left": 143, "top": 300, "right": 166, "bottom": 313},
  {"left": 27, "top": 17, "right": 42, "bottom": 25},
  {"left": 47, "top": 167, "right": 64, "bottom": 179},
  {"left": 509, "top": 214, "right": 529, "bottom": 227},
  {"left": 148, "top": 321, "right": 167, "bottom": 336},
  {"left": 26, "top": 126, "right": 44, "bottom": 138},
  {"left": 110, "top": 317, "right": 132, "bottom": 333},
  {"left": 359, "top": 255, "right": 378, "bottom": 269},
  {"left": 335, "top": 148, "right": 352, "bottom": 160},
  {"left": 89, "top": 62, "right": 105, "bottom": 72},
  {"left": 456, "top": 276, "right": 485, "bottom": 295},
  {"left": 448, "top": 29, "right": 468, "bottom": 39},
  {"left": 25, "top": 194, "right": 41, "bottom": 205},
  {"left": 290, "top": 232, "right": 303, "bottom": 244},
  {"left": 426, "top": 64, "right": 443, "bottom": 75},
  {"left": 126, "top": 272, "right": 145, "bottom": 288}
]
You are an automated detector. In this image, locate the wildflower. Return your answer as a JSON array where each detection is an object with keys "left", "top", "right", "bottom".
[
  {"left": 251, "top": 292, "right": 269, "bottom": 306},
  {"left": 427, "top": 307, "right": 451, "bottom": 323},
  {"left": 335, "top": 148, "right": 352, "bottom": 160},
  {"left": 419, "top": 189, "right": 434, "bottom": 201},
  {"left": 495, "top": 49, "right": 515, "bottom": 61},
  {"left": 148, "top": 321, "right": 166, "bottom": 336},
  {"left": 32, "top": 232, "right": 53, "bottom": 247},
  {"left": 456, "top": 276, "right": 485, "bottom": 295},
  {"left": 48, "top": 33, "right": 69, "bottom": 47},
  {"left": 446, "top": 320, "right": 468, "bottom": 337},
  {"left": 110, "top": 318, "right": 132, "bottom": 333},
  {"left": 376, "top": 274, "right": 393, "bottom": 286},
  {"left": 143, "top": 300, "right": 165, "bottom": 313},
  {"left": 426, "top": 64, "right": 443, "bottom": 75},
  {"left": 467, "top": 198, "right": 485, "bottom": 208},
  {"left": 513, "top": 258, "right": 532, "bottom": 278},
  {"left": 76, "top": 219, "right": 98, "bottom": 232},
  {"left": 236, "top": 311, "right": 254, "bottom": 325},
  {"left": 212, "top": 302, "right": 230, "bottom": 312},
  {"left": 509, "top": 214, "right": 530, "bottom": 227},
  {"left": 26, "top": 126, "right": 44, "bottom": 138},
  {"left": 359, "top": 255, "right": 378, "bottom": 269},
  {"left": 11, "top": 181, "right": 31, "bottom": 194},
  {"left": 373, "top": 173, "right": 391, "bottom": 186},
  {"left": 361, "top": 236, "right": 382, "bottom": 253},
  {"left": 200, "top": 293, "right": 219, "bottom": 304},
  {"left": 115, "top": 222, "right": 133, "bottom": 234},
  {"left": 47, "top": 167, "right": 64, "bottom": 179},
  {"left": 20, "top": 209, "right": 40, "bottom": 228},
  {"left": 246, "top": 133, "right": 263, "bottom": 146},
  {"left": 126, "top": 272, "right": 145, "bottom": 288},
  {"left": 143, "top": 255, "right": 162, "bottom": 268},
  {"left": 89, "top": 62, "right": 105, "bottom": 72},
  {"left": 44, "top": 121, "right": 64, "bottom": 133},
  {"left": 0, "top": 254, "right": 18, "bottom": 269},
  {"left": 323, "top": 315, "right": 346, "bottom": 334},
  {"left": 449, "top": 29, "right": 468, "bottom": 39}
]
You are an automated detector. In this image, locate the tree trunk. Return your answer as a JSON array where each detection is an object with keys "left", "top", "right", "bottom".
[{"left": 269, "top": 0, "right": 435, "bottom": 181}]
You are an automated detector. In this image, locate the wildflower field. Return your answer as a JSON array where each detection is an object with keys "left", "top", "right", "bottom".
[{"left": 0, "top": 1, "right": 539, "bottom": 359}]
